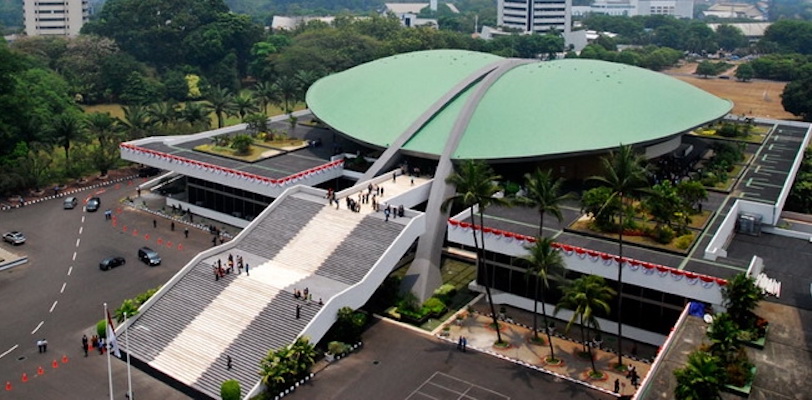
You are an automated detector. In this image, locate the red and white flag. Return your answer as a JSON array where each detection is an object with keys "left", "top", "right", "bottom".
[{"left": 106, "top": 310, "right": 122, "bottom": 358}]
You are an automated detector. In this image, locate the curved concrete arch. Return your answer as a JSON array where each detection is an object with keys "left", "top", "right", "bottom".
[{"left": 402, "top": 58, "right": 536, "bottom": 302}]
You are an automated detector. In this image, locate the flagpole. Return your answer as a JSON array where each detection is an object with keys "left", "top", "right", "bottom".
[
  {"left": 125, "top": 312, "right": 133, "bottom": 400},
  {"left": 105, "top": 303, "right": 114, "bottom": 400}
]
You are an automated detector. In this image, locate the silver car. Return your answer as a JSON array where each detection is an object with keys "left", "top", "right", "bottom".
[
  {"left": 2, "top": 231, "right": 26, "bottom": 245},
  {"left": 63, "top": 196, "right": 78, "bottom": 209}
]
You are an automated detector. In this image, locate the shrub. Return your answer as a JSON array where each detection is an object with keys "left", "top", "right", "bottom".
[
  {"left": 433, "top": 284, "right": 457, "bottom": 303},
  {"left": 327, "top": 341, "right": 348, "bottom": 356},
  {"left": 220, "top": 379, "right": 241, "bottom": 400},
  {"left": 652, "top": 225, "right": 675, "bottom": 244},
  {"left": 96, "top": 319, "right": 107, "bottom": 339},
  {"left": 503, "top": 181, "right": 521, "bottom": 197},
  {"left": 674, "top": 234, "right": 693, "bottom": 250},
  {"left": 331, "top": 307, "right": 368, "bottom": 343},
  {"left": 422, "top": 297, "right": 446, "bottom": 315}
]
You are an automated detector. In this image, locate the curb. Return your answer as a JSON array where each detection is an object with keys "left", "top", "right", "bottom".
[
  {"left": 1, "top": 175, "right": 140, "bottom": 211},
  {"left": 434, "top": 334, "right": 621, "bottom": 398}
]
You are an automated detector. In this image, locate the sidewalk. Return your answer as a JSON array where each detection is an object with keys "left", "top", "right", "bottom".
[{"left": 436, "top": 311, "right": 651, "bottom": 398}]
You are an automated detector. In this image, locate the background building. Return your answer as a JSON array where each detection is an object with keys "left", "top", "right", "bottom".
[
  {"left": 497, "top": 0, "right": 572, "bottom": 35},
  {"left": 23, "top": 0, "right": 90, "bottom": 37}
]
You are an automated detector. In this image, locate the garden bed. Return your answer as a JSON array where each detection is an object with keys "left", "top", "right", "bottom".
[
  {"left": 566, "top": 217, "right": 701, "bottom": 255},
  {"left": 723, "top": 366, "right": 757, "bottom": 397}
]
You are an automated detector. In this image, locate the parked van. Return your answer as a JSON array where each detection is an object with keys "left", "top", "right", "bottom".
[{"left": 63, "top": 197, "right": 78, "bottom": 209}]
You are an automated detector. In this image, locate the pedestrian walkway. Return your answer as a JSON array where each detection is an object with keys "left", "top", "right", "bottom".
[{"left": 435, "top": 311, "right": 651, "bottom": 397}]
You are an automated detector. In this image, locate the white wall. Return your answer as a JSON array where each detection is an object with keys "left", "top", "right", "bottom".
[
  {"left": 120, "top": 144, "right": 344, "bottom": 199},
  {"left": 447, "top": 221, "right": 725, "bottom": 305},
  {"left": 704, "top": 200, "right": 739, "bottom": 261}
]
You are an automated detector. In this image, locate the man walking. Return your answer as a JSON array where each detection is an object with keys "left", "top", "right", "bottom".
[{"left": 184, "top": 227, "right": 189, "bottom": 238}]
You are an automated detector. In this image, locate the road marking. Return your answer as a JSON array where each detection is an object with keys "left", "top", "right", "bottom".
[
  {"left": 0, "top": 345, "right": 19, "bottom": 359},
  {"left": 50, "top": 301, "right": 58, "bottom": 313},
  {"left": 82, "top": 215, "right": 85, "bottom": 223},
  {"left": 72, "top": 252, "right": 77, "bottom": 261},
  {"left": 31, "top": 321, "right": 44, "bottom": 334},
  {"left": 79, "top": 226, "right": 83, "bottom": 235},
  {"left": 61, "top": 282, "right": 66, "bottom": 293},
  {"left": 68, "top": 266, "right": 72, "bottom": 276},
  {"left": 76, "top": 238, "right": 81, "bottom": 247}
]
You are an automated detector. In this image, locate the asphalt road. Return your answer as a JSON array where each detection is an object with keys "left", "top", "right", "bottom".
[
  {"left": 0, "top": 180, "right": 209, "bottom": 399},
  {"left": 288, "top": 319, "right": 615, "bottom": 400}
]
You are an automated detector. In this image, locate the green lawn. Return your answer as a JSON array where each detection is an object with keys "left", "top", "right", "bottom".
[{"left": 82, "top": 101, "right": 308, "bottom": 128}]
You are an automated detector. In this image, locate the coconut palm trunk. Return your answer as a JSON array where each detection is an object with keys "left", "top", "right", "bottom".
[{"left": 474, "top": 206, "right": 503, "bottom": 344}]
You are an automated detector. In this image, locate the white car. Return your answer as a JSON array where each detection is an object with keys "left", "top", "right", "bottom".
[{"left": 2, "top": 231, "right": 26, "bottom": 245}]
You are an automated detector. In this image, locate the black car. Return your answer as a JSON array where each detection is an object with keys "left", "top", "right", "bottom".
[
  {"left": 138, "top": 247, "right": 161, "bottom": 266},
  {"left": 86, "top": 197, "right": 101, "bottom": 212},
  {"left": 99, "top": 256, "right": 125, "bottom": 271}
]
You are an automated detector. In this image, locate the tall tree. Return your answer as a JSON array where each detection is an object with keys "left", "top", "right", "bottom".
[
  {"left": 555, "top": 275, "right": 615, "bottom": 374},
  {"left": 233, "top": 93, "right": 260, "bottom": 121},
  {"left": 147, "top": 102, "right": 179, "bottom": 129},
  {"left": 48, "top": 111, "right": 86, "bottom": 176},
  {"left": 254, "top": 81, "right": 281, "bottom": 116},
  {"left": 179, "top": 102, "right": 211, "bottom": 130},
  {"left": 518, "top": 168, "right": 572, "bottom": 237},
  {"left": 588, "top": 144, "right": 649, "bottom": 369},
  {"left": 86, "top": 112, "right": 123, "bottom": 176},
  {"left": 442, "top": 160, "right": 509, "bottom": 344},
  {"left": 119, "top": 105, "right": 155, "bottom": 139},
  {"left": 522, "top": 237, "right": 565, "bottom": 361},
  {"left": 275, "top": 76, "right": 302, "bottom": 115},
  {"left": 204, "top": 86, "right": 236, "bottom": 128}
]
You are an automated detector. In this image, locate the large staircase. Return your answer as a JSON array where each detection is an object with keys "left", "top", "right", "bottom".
[{"left": 123, "top": 188, "right": 419, "bottom": 399}]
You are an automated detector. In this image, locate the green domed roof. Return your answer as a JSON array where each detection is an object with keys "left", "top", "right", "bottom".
[{"left": 306, "top": 50, "right": 732, "bottom": 160}]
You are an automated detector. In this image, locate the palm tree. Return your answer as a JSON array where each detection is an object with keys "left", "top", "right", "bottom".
[
  {"left": 275, "top": 76, "right": 302, "bottom": 115},
  {"left": 555, "top": 275, "right": 616, "bottom": 374},
  {"left": 721, "top": 273, "right": 765, "bottom": 331},
  {"left": 204, "top": 86, "right": 236, "bottom": 128},
  {"left": 147, "top": 102, "right": 179, "bottom": 129},
  {"left": 674, "top": 351, "right": 725, "bottom": 400},
  {"left": 254, "top": 81, "right": 281, "bottom": 116},
  {"left": 588, "top": 144, "right": 648, "bottom": 368},
  {"left": 85, "top": 112, "right": 123, "bottom": 176},
  {"left": 49, "top": 111, "right": 86, "bottom": 176},
  {"left": 294, "top": 69, "right": 320, "bottom": 99},
  {"left": 442, "top": 160, "right": 510, "bottom": 344},
  {"left": 179, "top": 102, "right": 211, "bottom": 130},
  {"left": 522, "top": 237, "right": 565, "bottom": 361},
  {"left": 518, "top": 168, "right": 572, "bottom": 237},
  {"left": 119, "top": 105, "right": 155, "bottom": 139},
  {"left": 233, "top": 93, "right": 260, "bottom": 121}
]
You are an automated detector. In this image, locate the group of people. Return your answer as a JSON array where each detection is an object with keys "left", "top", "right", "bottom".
[
  {"left": 293, "top": 287, "right": 323, "bottom": 305},
  {"left": 80, "top": 334, "right": 106, "bottom": 356},
  {"left": 213, "top": 253, "right": 248, "bottom": 281}
]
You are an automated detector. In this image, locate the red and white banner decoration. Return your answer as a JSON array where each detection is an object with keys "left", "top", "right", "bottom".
[
  {"left": 447, "top": 218, "right": 728, "bottom": 289},
  {"left": 119, "top": 144, "right": 344, "bottom": 188}
]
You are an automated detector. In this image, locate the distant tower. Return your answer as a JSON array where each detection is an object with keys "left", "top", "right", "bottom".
[
  {"left": 23, "top": 0, "right": 90, "bottom": 37},
  {"left": 430, "top": 0, "right": 438, "bottom": 11}
]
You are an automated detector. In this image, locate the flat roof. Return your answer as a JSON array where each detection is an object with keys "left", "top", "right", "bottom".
[{"left": 307, "top": 49, "right": 733, "bottom": 160}]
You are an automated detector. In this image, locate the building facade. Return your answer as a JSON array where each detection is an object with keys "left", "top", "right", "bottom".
[
  {"left": 571, "top": 0, "right": 693, "bottom": 19},
  {"left": 23, "top": 0, "right": 90, "bottom": 37},
  {"left": 497, "top": 0, "right": 572, "bottom": 34}
]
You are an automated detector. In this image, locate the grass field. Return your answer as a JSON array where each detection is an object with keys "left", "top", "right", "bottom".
[
  {"left": 664, "top": 62, "right": 797, "bottom": 120},
  {"left": 81, "top": 102, "right": 306, "bottom": 127}
]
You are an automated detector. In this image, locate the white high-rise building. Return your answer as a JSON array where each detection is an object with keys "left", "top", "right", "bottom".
[
  {"left": 497, "top": 0, "right": 572, "bottom": 35},
  {"left": 23, "top": 0, "right": 90, "bottom": 37}
]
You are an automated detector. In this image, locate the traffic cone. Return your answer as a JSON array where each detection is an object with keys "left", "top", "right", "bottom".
[
  {"left": 6, "top": 381, "right": 12, "bottom": 391},
  {"left": 166, "top": 241, "right": 173, "bottom": 248},
  {"left": 62, "top": 355, "right": 69, "bottom": 364},
  {"left": 177, "top": 243, "right": 183, "bottom": 251},
  {"left": 21, "top": 373, "right": 27, "bottom": 383},
  {"left": 37, "top": 366, "right": 44, "bottom": 376},
  {"left": 52, "top": 360, "right": 59, "bottom": 369}
]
